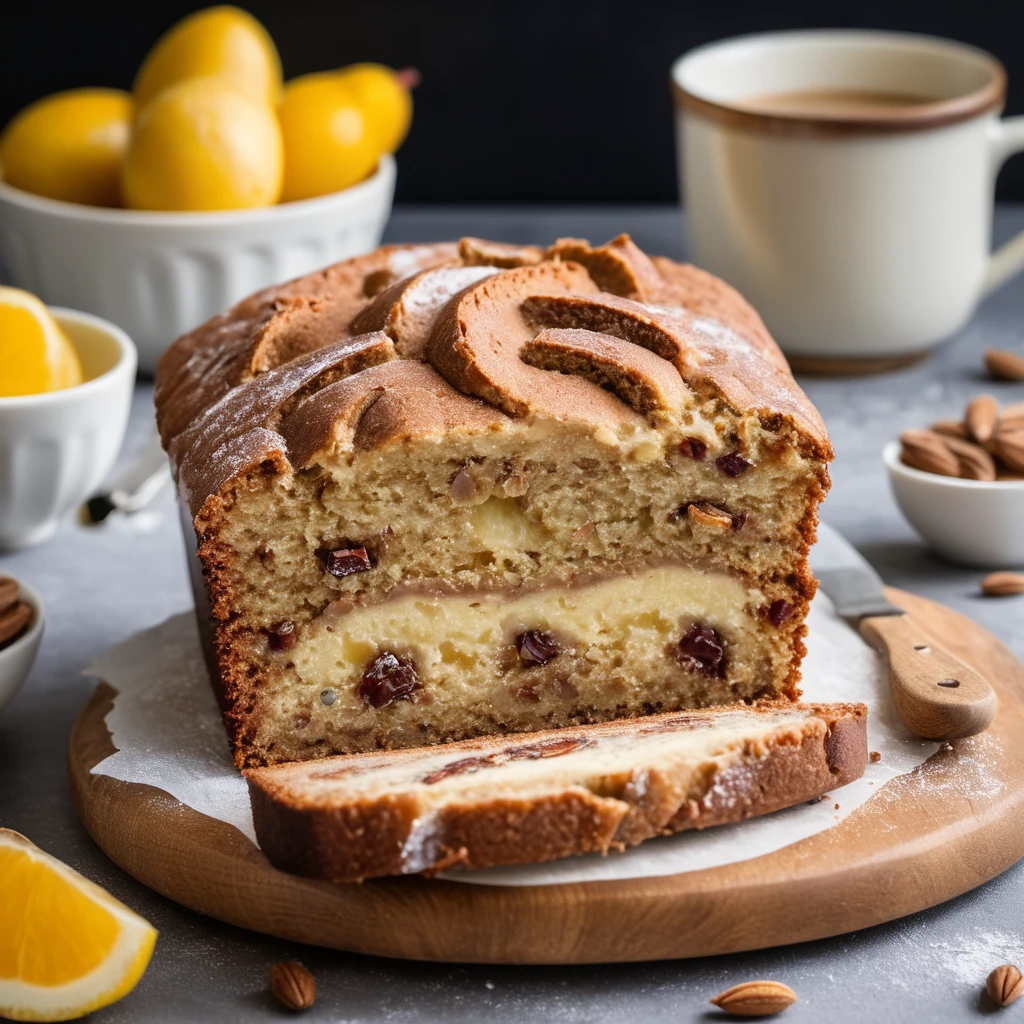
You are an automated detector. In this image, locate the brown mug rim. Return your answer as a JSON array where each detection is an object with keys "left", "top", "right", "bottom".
[{"left": 670, "top": 35, "right": 1007, "bottom": 136}]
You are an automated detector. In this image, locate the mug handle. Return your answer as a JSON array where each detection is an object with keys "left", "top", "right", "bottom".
[{"left": 983, "top": 116, "right": 1024, "bottom": 296}]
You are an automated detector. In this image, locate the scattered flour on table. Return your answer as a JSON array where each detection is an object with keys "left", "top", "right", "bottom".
[{"left": 883, "top": 928, "right": 1024, "bottom": 989}]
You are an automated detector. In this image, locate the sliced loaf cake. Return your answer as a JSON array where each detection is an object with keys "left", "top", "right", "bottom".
[{"left": 246, "top": 701, "right": 867, "bottom": 882}]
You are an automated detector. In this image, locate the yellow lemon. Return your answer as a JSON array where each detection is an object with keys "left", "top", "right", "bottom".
[
  {"left": 0, "top": 287, "right": 83, "bottom": 397},
  {"left": 335, "top": 63, "right": 413, "bottom": 154},
  {"left": 0, "top": 89, "right": 132, "bottom": 207},
  {"left": 133, "top": 5, "right": 282, "bottom": 110},
  {"left": 279, "top": 72, "right": 380, "bottom": 202},
  {"left": 0, "top": 828, "right": 156, "bottom": 1022},
  {"left": 123, "top": 77, "right": 283, "bottom": 211}
]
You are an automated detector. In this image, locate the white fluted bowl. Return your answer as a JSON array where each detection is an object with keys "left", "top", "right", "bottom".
[
  {"left": 0, "top": 309, "right": 136, "bottom": 549},
  {"left": 0, "top": 155, "right": 395, "bottom": 374},
  {"left": 883, "top": 441, "right": 1024, "bottom": 566}
]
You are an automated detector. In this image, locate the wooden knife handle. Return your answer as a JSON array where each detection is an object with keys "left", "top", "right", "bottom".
[{"left": 859, "top": 614, "right": 997, "bottom": 740}]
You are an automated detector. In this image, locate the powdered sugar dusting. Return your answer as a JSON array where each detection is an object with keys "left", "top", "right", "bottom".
[
  {"left": 387, "top": 246, "right": 451, "bottom": 279},
  {"left": 392, "top": 266, "right": 499, "bottom": 350},
  {"left": 691, "top": 316, "right": 756, "bottom": 355},
  {"left": 401, "top": 813, "right": 442, "bottom": 873}
]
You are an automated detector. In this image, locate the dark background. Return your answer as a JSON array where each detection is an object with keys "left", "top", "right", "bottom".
[{"left": 4, "top": 1, "right": 1024, "bottom": 202}]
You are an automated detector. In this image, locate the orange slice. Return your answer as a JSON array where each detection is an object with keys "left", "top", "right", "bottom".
[
  {"left": 0, "top": 287, "right": 84, "bottom": 397},
  {"left": 0, "top": 828, "right": 156, "bottom": 1022}
]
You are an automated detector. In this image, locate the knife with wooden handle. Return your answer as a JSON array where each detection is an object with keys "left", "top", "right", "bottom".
[{"left": 810, "top": 524, "right": 996, "bottom": 740}]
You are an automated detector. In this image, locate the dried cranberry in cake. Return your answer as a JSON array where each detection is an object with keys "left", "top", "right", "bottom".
[
  {"left": 679, "top": 436, "right": 707, "bottom": 460},
  {"left": 516, "top": 629, "right": 560, "bottom": 665},
  {"left": 716, "top": 452, "right": 752, "bottom": 477},
  {"left": 767, "top": 600, "right": 794, "bottom": 626},
  {"left": 359, "top": 652, "right": 420, "bottom": 709},
  {"left": 675, "top": 624, "right": 726, "bottom": 678},
  {"left": 267, "top": 621, "right": 298, "bottom": 651},
  {"left": 318, "top": 540, "right": 373, "bottom": 578}
]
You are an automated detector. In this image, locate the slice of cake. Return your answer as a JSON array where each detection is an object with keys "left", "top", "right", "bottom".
[
  {"left": 246, "top": 702, "right": 867, "bottom": 882},
  {"left": 156, "top": 235, "right": 833, "bottom": 769}
]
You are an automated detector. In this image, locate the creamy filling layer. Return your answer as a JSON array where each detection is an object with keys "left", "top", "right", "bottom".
[{"left": 284, "top": 565, "right": 766, "bottom": 711}]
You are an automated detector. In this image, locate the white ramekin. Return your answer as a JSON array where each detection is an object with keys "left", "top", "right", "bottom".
[
  {"left": 883, "top": 440, "right": 1024, "bottom": 566},
  {"left": 0, "top": 154, "right": 396, "bottom": 374},
  {"left": 0, "top": 308, "right": 136, "bottom": 549},
  {"left": 0, "top": 578, "right": 44, "bottom": 712}
]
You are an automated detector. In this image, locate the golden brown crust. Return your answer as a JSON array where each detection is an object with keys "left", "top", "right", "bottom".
[
  {"left": 156, "top": 235, "right": 832, "bottom": 520},
  {"left": 245, "top": 703, "right": 867, "bottom": 883}
]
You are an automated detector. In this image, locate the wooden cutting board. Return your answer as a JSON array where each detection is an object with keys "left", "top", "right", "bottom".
[{"left": 68, "top": 589, "right": 1024, "bottom": 964}]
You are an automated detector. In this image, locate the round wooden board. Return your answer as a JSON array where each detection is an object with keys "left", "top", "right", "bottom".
[{"left": 69, "top": 589, "right": 1024, "bottom": 964}]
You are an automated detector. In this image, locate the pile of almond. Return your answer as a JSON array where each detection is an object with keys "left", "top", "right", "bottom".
[
  {"left": 0, "top": 576, "right": 33, "bottom": 651},
  {"left": 900, "top": 396, "right": 1024, "bottom": 481}
]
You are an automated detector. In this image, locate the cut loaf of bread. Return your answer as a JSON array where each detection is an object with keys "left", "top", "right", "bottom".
[
  {"left": 157, "top": 235, "right": 834, "bottom": 769},
  {"left": 246, "top": 701, "right": 867, "bottom": 882}
]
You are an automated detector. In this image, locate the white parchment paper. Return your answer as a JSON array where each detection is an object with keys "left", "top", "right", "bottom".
[{"left": 87, "top": 593, "right": 938, "bottom": 886}]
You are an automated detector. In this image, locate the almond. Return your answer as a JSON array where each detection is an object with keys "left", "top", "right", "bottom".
[
  {"left": 986, "top": 348, "right": 1024, "bottom": 382},
  {"left": 899, "top": 429, "right": 960, "bottom": 477},
  {"left": 980, "top": 572, "right": 1024, "bottom": 597},
  {"left": 0, "top": 575, "right": 18, "bottom": 610},
  {"left": 270, "top": 961, "right": 316, "bottom": 1011},
  {"left": 930, "top": 418, "right": 967, "bottom": 438},
  {"left": 940, "top": 436, "right": 996, "bottom": 481},
  {"left": 965, "top": 394, "right": 999, "bottom": 443},
  {"left": 1002, "top": 401, "right": 1024, "bottom": 429},
  {"left": 986, "top": 964, "right": 1024, "bottom": 1007},
  {"left": 710, "top": 980, "right": 797, "bottom": 1017},
  {"left": 992, "top": 429, "right": 1024, "bottom": 473},
  {"left": 688, "top": 502, "right": 734, "bottom": 530},
  {"left": 0, "top": 601, "right": 32, "bottom": 647}
]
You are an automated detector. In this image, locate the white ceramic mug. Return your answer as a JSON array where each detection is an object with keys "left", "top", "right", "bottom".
[{"left": 671, "top": 31, "right": 1024, "bottom": 370}]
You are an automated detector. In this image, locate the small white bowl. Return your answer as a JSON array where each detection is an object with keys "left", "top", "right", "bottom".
[
  {"left": 0, "top": 154, "right": 396, "bottom": 374},
  {"left": 0, "top": 579, "right": 44, "bottom": 712},
  {"left": 883, "top": 440, "right": 1024, "bottom": 566},
  {"left": 0, "top": 308, "right": 136, "bottom": 549}
]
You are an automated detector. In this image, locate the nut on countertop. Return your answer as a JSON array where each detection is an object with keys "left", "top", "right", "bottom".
[
  {"left": 981, "top": 572, "right": 1024, "bottom": 597},
  {"left": 710, "top": 979, "right": 797, "bottom": 1016},
  {"left": 986, "top": 964, "right": 1024, "bottom": 1008},
  {"left": 270, "top": 961, "right": 316, "bottom": 1011}
]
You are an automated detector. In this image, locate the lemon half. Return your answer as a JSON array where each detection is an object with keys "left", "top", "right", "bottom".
[
  {"left": 0, "top": 828, "right": 157, "bottom": 1022},
  {"left": 0, "top": 287, "right": 83, "bottom": 397}
]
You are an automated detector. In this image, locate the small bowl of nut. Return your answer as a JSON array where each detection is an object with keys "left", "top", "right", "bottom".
[
  {"left": 0, "top": 574, "right": 44, "bottom": 712},
  {"left": 884, "top": 395, "right": 1024, "bottom": 567}
]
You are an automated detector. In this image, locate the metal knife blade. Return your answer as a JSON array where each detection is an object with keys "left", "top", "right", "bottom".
[
  {"left": 810, "top": 522, "right": 905, "bottom": 620},
  {"left": 811, "top": 521, "right": 996, "bottom": 741},
  {"left": 81, "top": 434, "right": 171, "bottom": 525}
]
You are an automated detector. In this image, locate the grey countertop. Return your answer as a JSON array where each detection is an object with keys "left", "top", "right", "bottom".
[{"left": 2, "top": 206, "right": 1023, "bottom": 1023}]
